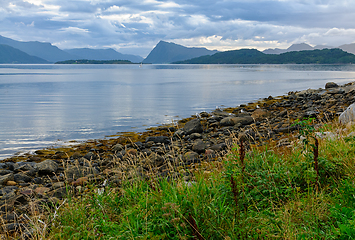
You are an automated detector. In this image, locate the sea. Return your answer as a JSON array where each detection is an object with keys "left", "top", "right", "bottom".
[{"left": 1, "top": 64, "right": 355, "bottom": 160}]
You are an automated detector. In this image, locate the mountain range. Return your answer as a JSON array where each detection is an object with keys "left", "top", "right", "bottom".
[
  {"left": 0, "top": 35, "right": 143, "bottom": 63},
  {"left": 263, "top": 42, "right": 355, "bottom": 55},
  {"left": 174, "top": 48, "right": 355, "bottom": 64},
  {"left": 1, "top": 34, "right": 355, "bottom": 64}
]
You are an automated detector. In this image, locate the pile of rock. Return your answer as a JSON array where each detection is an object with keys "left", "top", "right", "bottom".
[{"left": 1, "top": 81, "right": 355, "bottom": 238}]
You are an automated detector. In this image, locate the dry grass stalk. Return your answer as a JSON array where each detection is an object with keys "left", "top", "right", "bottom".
[
  {"left": 187, "top": 213, "right": 204, "bottom": 240},
  {"left": 239, "top": 139, "right": 245, "bottom": 173},
  {"left": 313, "top": 137, "right": 319, "bottom": 189},
  {"left": 230, "top": 176, "right": 239, "bottom": 211}
]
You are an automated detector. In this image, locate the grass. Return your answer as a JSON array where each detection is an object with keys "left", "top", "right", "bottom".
[{"left": 33, "top": 119, "right": 355, "bottom": 239}]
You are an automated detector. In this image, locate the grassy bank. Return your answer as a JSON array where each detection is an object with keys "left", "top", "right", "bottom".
[{"left": 27, "top": 119, "right": 355, "bottom": 239}]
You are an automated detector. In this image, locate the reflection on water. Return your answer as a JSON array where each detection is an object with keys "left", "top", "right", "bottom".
[{"left": 1, "top": 64, "right": 355, "bottom": 159}]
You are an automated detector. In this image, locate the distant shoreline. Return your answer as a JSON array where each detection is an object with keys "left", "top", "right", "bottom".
[{"left": 54, "top": 59, "right": 139, "bottom": 64}]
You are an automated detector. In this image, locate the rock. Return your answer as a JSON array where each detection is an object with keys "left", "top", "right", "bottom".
[
  {"left": 64, "top": 166, "right": 99, "bottom": 180},
  {"left": 72, "top": 177, "right": 88, "bottom": 186},
  {"left": 6, "top": 181, "right": 16, "bottom": 186},
  {"left": 48, "top": 187, "right": 67, "bottom": 199},
  {"left": 183, "top": 119, "right": 203, "bottom": 135},
  {"left": 0, "top": 170, "right": 13, "bottom": 176},
  {"left": 52, "top": 182, "right": 65, "bottom": 189},
  {"left": 210, "top": 143, "right": 227, "bottom": 152},
  {"left": 34, "top": 187, "right": 50, "bottom": 195},
  {"left": 112, "top": 144, "right": 124, "bottom": 152},
  {"left": 14, "top": 173, "right": 32, "bottom": 183},
  {"left": 173, "top": 129, "right": 185, "bottom": 138},
  {"left": 251, "top": 109, "right": 270, "bottom": 121},
  {"left": 71, "top": 152, "right": 82, "bottom": 159},
  {"left": 184, "top": 151, "right": 199, "bottom": 162},
  {"left": 190, "top": 133, "right": 202, "bottom": 140},
  {"left": 35, "top": 159, "right": 58, "bottom": 174},
  {"left": 339, "top": 102, "right": 355, "bottom": 125},
  {"left": 325, "top": 82, "right": 339, "bottom": 89},
  {"left": 84, "top": 152, "right": 97, "bottom": 160},
  {"left": 200, "top": 112, "right": 210, "bottom": 118},
  {"left": 145, "top": 136, "right": 170, "bottom": 144},
  {"left": 147, "top": 153, "right": 164, "bottom": 167},
  {"left": 0, "top": 173, "right": 14, "bottom": 186},
  {"left": 13, "top": 162, "right": 36, "bottom": 172},
  {"left": 220, "top": 116, "right": 254, "bottom": 126},
  {"left": 192, "top": 139, "right": 207, "bottom": 154}
]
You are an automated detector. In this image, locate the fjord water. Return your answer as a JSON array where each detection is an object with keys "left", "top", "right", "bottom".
[{"left": 1, "top": 64, "right": 355, "bottom": 160}]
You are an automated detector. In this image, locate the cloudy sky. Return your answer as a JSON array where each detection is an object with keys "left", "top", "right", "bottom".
[{"left": 1, "top": 0, "right": 355, "bottom": 57}]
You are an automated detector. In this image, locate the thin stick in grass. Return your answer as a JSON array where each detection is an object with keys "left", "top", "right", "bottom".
[
  {"left": 313, "top": 137, "right": 319, "bottom": 189},
  {"left": 187, "top": 213, "right": 204, "bottom": 240}
]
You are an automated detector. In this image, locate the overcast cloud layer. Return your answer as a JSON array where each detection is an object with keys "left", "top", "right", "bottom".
[{"left": 1, "top": 0, "right": 355, "bottom": 57}]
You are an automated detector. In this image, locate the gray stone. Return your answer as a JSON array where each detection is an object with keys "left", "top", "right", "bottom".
[
  {"left": 112, "top": 144, "right": 124, "bottom": 152},
  {"left": 339, "top": 102, "right": 355, "bottom": 125},
  {"left": 35, "top": 160, "right": 58, "bottom": 174},
  {"left": 220, "top": 116, "right": 254, "bottom": 126},
  {"left": 145, "top": 136, "right": 170, "bottom": 144},
  {"left": 13, "top": 162, "right": 36, "bottom": 172},
  {"left": 183, "top": 119, "right": 203, "bottom": 135},
  {"left": 0, "top": 170, "right": 13, "bottom": 176},
  {"left": 14, "top": 173, "right": 32, "bottom": 183},
  {"left": 210, "top": 143, "right": 227, "bottom": 151},
  {"left": 190, "top": 133, "right": 202, "bottom": 140},
  {"left": 325, "top": 82, "right": 339, "bottom": 89},
  {"left": 0, "top": 173, "right": 14, "bottom": 185},
  {"left": 192, "top": 139, "right": 207, "bottom": 154},
  {"left": 48, "top": 187, "right": 67, "bottom": 199}
]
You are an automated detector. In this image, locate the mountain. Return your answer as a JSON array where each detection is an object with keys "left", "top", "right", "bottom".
[
  {"left": 286, "top": 43, "right": 314, "bottom": 52},
  {"left": 64, "top": 48, "right": 143, "bottom": 63},
  {"left": 339, "top": 43, "right": 355, "bottom": 55},
  {"left": 262, "top": 48, "right": 285, "bottom": 54},
  {"left": 0, "top": 44, "right": 48, "bottom": 63},
  {"left": 174, "top": 48, "right": 355, "bottom": 64},
  {"left": 0, "top": 35, "right": 75, "bottom": 63},
  {"left": 263, "top": 43, "right": 333, "bottom": 55},
  {"left": 143, "top": 40, "right": 218, "bottom": 64}
]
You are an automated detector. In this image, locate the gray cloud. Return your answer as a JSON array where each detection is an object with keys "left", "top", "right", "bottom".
[{"left": 0, "top": 0, "right": 354, "bottom": 57}]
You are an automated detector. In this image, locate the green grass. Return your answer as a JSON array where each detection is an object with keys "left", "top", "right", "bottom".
[{"left": 42, "top": 120, "right": 355, "bottom": 239}]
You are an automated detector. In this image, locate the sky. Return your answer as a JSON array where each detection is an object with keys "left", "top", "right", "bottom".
[{"left": 0, "top": 0, "right": 355, "bottom": 57}]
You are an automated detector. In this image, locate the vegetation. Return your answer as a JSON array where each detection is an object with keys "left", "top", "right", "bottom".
[
  {"left": 174, "top": 48, "right": 355, "bottom": 64},
  {"left": 55, "top": 59, "right": 135, "bottom": 64},
  {"left": 31, "top": 118, "right": 355, "bottom": 239}
]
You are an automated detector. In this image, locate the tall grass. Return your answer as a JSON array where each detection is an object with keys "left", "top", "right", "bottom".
[{"left": 41, "top": 120, "right": 355, "bottom": 239}]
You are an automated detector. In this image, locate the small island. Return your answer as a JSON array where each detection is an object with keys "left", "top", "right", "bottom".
[{"left": 55, "top": 59, "right": 136, "bottom": 64}]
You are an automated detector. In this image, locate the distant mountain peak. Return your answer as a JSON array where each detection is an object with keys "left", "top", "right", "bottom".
[{"left": 143, "top": 40, "right": 218, "bottom": 64}]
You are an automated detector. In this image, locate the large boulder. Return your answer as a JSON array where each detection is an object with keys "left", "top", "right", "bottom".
[
  {"left": 183, "top": 119, "right": 203, "bottom": 135},
  {"left": 325, "top": 82, "right": 339, "bottom": 89},
  {"left": 339, "top": 102, "right": 355, "bottom": 125},
  {"left": 35, "top": 160, "right": 58, "bottom": 174}
]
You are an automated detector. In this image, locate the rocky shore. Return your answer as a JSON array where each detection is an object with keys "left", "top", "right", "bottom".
[{"left": 1, "top": 81, "right": 355, "bottom": 238}]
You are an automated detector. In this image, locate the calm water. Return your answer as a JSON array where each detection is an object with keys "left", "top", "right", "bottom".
[{"left": 1, "top": 64, "right": 355, "bottom": 160}]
